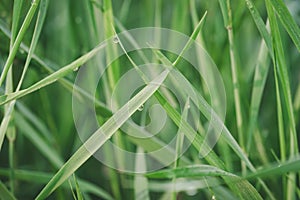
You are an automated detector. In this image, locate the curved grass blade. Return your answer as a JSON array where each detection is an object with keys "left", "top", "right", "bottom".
[{"left": 35, "top": 69, "right": 170, "bottom": 199}]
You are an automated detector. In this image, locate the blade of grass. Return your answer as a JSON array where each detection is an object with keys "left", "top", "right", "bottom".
[
  {"left": 14, "top": 112, "right": 64, "bottom": 167},
  {"left": 245, "top": 157, "right": 300, "bottom": 180},
  {"left": 134, "top": 147, "right": 150, "bottom": 200},
  {"left": 0, "top": 181, "right": 16, "bottom": 200},
  {"left": 224, "top": 0, "right": 246, "bottom": 173},
  {"left": 266, "top": 0, "right": 298, "bottom": 199},
  {"left": 35, "top": 68, "right": 170, "bottom": 199},
  {"left": 171, "top": 97, "right": 190, "bottom": 200},
  {"left": 0, "top": 21, "right": 111, "bottom": 115},
  {"left": 0, "top": 42, "right": 107, "bottom": 106},
  {"left": 0, "top": 168, "right": 114, "bottom": 200},
  {"left": 269, "top": 0, "right": 300, "bottom": 52},
  {"left": 118, "top": 26, "right": 264, "bottom": 199},
  {"left": 4, "top": 0, "right": 24, "bottom": 194},
  {"left": 0, "top": 0, "right": 49, "bottom": 151},
  {"left": 246, "top": 24, "right": 271, "bottom": 151},
  {"left": 0, "top": 0, "right": 41, "bottom": 86},
  {"left": 243, "top": 0, "right": 273, "bottom": 55},
  {"left": 146, "top": 164, "right": 235, "bottom": 179}
]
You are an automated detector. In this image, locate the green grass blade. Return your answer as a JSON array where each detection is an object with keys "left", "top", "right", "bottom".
[
  {"left": 0, "top": 181, "right": 16, "bottom": 200},
  {"left": 246, "top": 30, "right": 271, "bottom": 151},
  {"left": 16, "top": 0, "right": 49, "bottom": 91},
  {"left": 134, "top": 147, "right": 150, "bottom": 200},
  {"left": 14, "top": 112, "right": 64, "bottom": 167},
  {"left": 266, "top": 0, "right": 298, "bottom": 199},
  {"left": 223, "top": 0, "right": 246, "bottom": 173},
  {"left": 245, "top": 157, "right": 300, "bottom": 180},
  {"left": 172, "top": 11, "right": 207, "bottom": 66},
  {"left": 146, "top": 164, "right": 234, "bottom": 179},
  {"left": 0, "top": 0, "right": 49, "bottom": 151},
  {"left": 243, "top": 0, "right": 273, "bottom": 55},
  {"left": 35, "top": 69, "right": 170, "bottom": 199},
  {"left": 269, "top": 0, "right": 300, "bottom": 52},
  {"left": 0, "top": 0, "right": 41, "bottom": 86},
  {"left": 0, "top": 43, "right": 107, "bottom": 106}
]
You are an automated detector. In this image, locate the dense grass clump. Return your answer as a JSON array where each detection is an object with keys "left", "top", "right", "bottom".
[{"left": 0, "top": 0, "right": 300, "bottom": 199}]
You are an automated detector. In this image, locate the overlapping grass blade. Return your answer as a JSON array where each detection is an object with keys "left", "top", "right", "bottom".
[
  {"left": 14, "top": 112, "right": 64, "bottom": 167},
  {"left": 117, "top": 20, "right": 263, "bottom": 199},
  {"left": 243, "top": 0, "right": 273, "bottom": 54},
  {"left": 269, "top": 0, "right": 300, "bottom": 52},
  {"left": 266, "top": 0, "right": 298, "bottom": 198},
  {"left": 0, "top": 0, "right": 41, "bottom": 86},
  {"left": 0, "top": 0, "right": 49, "bottom": 151},
  {"left": 35, "top": 69, "right": 170, "bottom": 199},
  {"left": 0, "top": 43, "right": 107, "bottom": 106}
]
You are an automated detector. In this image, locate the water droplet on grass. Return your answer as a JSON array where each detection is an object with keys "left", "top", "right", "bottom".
[
  {"left": 138, "top": 104, "right": 144, "bottom": 111},
  {"left": 73, "top": 67, "right": 79, "bottom": 71},
  {"left": 113, "top": 37, "right": 119, "bottom": 44}
]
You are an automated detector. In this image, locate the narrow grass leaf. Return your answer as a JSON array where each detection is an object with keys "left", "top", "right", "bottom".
[
  {"left": 0, "top": 0, "right": 41, "bottom": 86},
  {"left": 0, "top": 0, "right": 49, "bottom": 151},
  {"left": 14, "top": 112, "right": 64, "bottom": 167},
  {"left": 266, "top": 0, "right": 298, "bottom": 198},
  {"left": 246, "top": 32, "right": 271, "bottom": 151},
  {"left": 134, "top": 147, "right": 150, "bottom": 200},
  {"left": 146, "top": 164, "right": 234, "bottom": 179},
  {"left": 243, "top": 0, "right": 273, "bottom": 55},
  {"left": 245, "top": 157, "right": 300, "bottom": 180},
  {"left": 269, "top": 0, "right": 300, "bottom": 52}
]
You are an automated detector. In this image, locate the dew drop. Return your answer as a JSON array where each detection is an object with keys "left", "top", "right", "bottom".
[
  {"left": 113, "top": 37, "right": 119, "bottom": 44},
  {"left": 186, "top": 189, "right": 197, "bottom": 196},
  {"left": 212, "top": 195, "right": 216, "bottom": 200},
  {"left": 73, "top": 67, "right": 79, "bottom": 71},
  {"left": 138, "top": 104, "right": 144, "bottom": 111}
]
